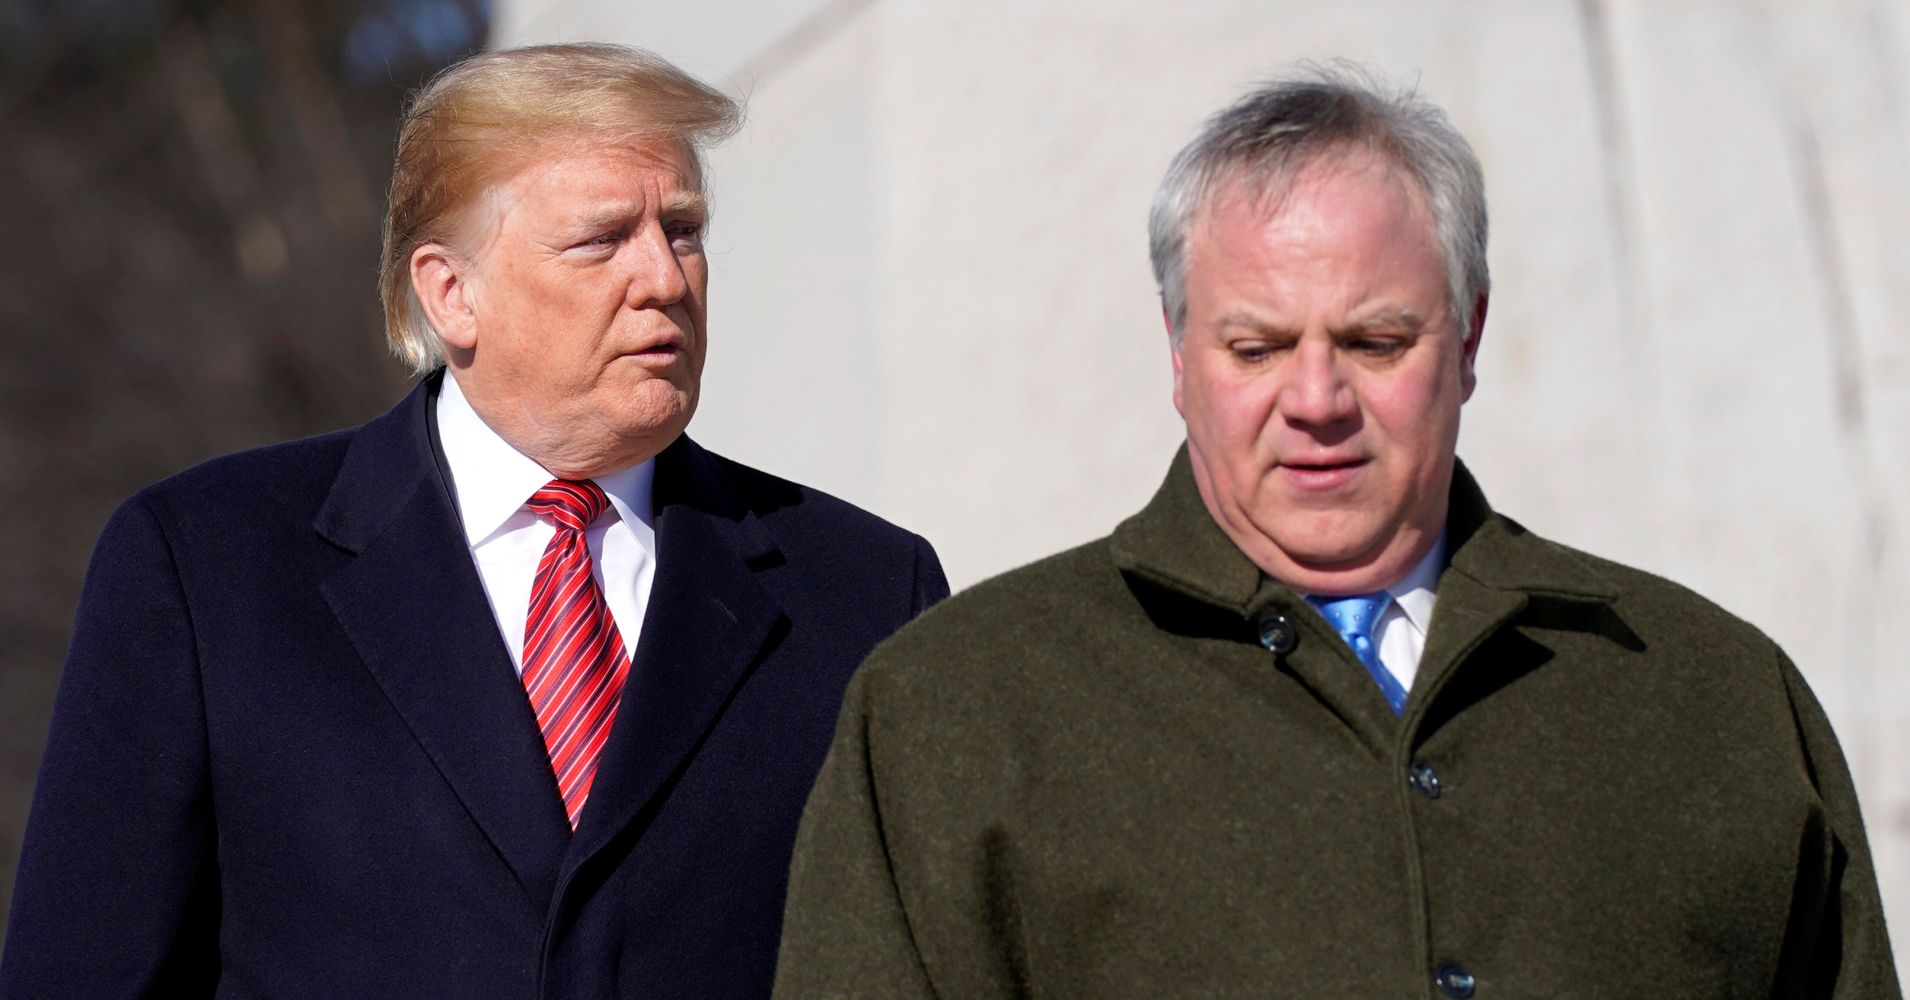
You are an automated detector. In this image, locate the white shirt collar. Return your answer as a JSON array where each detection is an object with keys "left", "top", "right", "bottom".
[
  {"left": 435, "top": 372, "right": 655, "bottom": 547},
  {"left": 1384, "top": 535, "right": 1445, "bottom": 635}
]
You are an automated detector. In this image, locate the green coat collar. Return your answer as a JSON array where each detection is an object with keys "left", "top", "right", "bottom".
[
  {"left": 1109, "top": 445, "right": 1619, "bottom": 614},
  {"left": 1109, "top": 446, "right": 1623, "bottom": 744},
  {"left": 1106, "top": 446, "right": 1263, "bottom": 612}
]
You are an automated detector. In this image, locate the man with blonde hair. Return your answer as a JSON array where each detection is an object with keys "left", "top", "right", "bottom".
[{"left": 2, "top": 43, "right": 945, "bottom": 998}]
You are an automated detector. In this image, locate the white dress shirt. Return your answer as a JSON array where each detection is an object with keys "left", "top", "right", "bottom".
[
  {"left": 1308, "top": 537, "right": 1444, "bottom": 694},
  {"left": 1374, "top": 539, "right": 1443, "bottom": 692},
  {"left": 435, "top": 373, "right": 657, "bottom": 675}
]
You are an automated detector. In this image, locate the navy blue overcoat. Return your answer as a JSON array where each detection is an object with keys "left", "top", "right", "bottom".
[{"left": 2, "top": 374, "right": 947, "bottom": 998}]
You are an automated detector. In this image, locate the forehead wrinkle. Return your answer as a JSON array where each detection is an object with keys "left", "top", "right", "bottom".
[{"left": 568, "top": 187, "right": 706, "bottom": 226}]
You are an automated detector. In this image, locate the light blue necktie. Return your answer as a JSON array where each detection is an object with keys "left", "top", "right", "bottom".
[{"left": 1308, "top": 592, "right": 1408, "bottom": 715}]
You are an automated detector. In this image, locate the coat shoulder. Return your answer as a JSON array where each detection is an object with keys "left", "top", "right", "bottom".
[
  {"left": 1479, "top": 515, "right": 1811, "bottom": 733},
  {"left": 852, "top": 536, "right": 1127, "bottom": 704},
  {"left": 1500, "top": 515, "right": 1783, "bottom": 661},
  {"left": 121, "top": 427, "right": 360, "bottom": 531},
  {"left": 696, "top": 446, "right": 933, "bottom": 558}
]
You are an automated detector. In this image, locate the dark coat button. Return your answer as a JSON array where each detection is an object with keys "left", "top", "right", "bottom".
[
  {"left": 1434, "top": 962, "right": 1476, "bottom": 997},
  {"left": 1258, "top": 614, "right": 1297, "bottom": 654},
  {"left": 1409, "top": 762, "right": 1442, "bottom": 799}
]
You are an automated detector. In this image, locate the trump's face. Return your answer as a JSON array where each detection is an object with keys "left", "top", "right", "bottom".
[
  {"left": 1172, "top": 152, "right": 1482, "bottom": 595},
  {"left": 418, "top": 137, "right": 709, "bottom": 479}
]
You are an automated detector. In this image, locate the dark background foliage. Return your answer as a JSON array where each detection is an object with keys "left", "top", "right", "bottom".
[{"left": 0, "top": 0, "right": 489, "bottom": 937}]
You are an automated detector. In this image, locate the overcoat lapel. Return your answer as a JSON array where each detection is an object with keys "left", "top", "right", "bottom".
[
  {"left": 1411, "top": 465, "right": 1621, "bottom": 725},
  {"left": 1108, "top": 448, "right": 1404, "bottom": 751},
  {"left": 315, "top": 379, "right": 571, "bottom": 909},
  {"left": 1405, "top": 465, "right": 1530, "bottom": 725},
  {"left": 565, "top": 435, "right": 786, "bottom": 869}
]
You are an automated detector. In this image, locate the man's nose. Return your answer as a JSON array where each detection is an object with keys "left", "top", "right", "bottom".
[
  {"left": 624, "top": 225, "right": 690, "bottom": 308},
  {"left": 1277, "top": 336, "right": 1356, "bottom": 426}
]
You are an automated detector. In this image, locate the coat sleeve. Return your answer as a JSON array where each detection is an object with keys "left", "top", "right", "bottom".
[
  {"left": 0, "top": 496, "right": 220, "bottom": 998},
  {"left": 1775, "top": 651, "right": 1902, "bottom": 998},
  {"left": 775, "top": 667, "right": 941, "bottom": 999}
]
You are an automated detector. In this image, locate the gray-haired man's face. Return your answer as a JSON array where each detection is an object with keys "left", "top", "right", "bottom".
[{"left": 1171, "top": 154, "right": 1481, "bottom": 595}]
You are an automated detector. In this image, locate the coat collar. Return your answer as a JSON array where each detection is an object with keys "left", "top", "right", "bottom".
[
  {"left": 1440, "top": 465, "right": 1620, "bottom": 603},
  {"left": 1109, "top": 445, "right": 1619, "bottom": 615},
  {"left": 1107, "top": 446, "right": 1265, "bottom": 614},
  {"left": 1110, "top": 445, "right": 1622, "bottom": 747}
]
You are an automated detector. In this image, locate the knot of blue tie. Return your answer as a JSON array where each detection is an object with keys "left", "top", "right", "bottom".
[{"left": 1307, "top": 592, "right": 1408, "bottom": 715}]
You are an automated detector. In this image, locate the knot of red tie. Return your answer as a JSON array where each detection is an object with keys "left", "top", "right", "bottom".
[{"left": 526, "top": 479, "right": 609, "bottom": 533}]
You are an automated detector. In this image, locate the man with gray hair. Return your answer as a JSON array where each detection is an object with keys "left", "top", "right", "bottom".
[
  {"left": 2, "top": 43, "right": 945, "bottom": 998},
  {"left": 775, "top": 67, "right": 1898, "bottom": 997}
]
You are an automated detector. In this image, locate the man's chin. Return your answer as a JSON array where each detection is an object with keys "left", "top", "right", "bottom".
[
  {"left": 615, "top": 407, "right": 693, "bottom": 448},
  {"left": 613, "top": 378, "right": 696, "bottom": 420},
  {"left": 1251, "top": 508, "right": 1382, "bottom": 563},
  {"left": 1245, "top": 525, "right": 1403, "bottom": 592},
  {"left": 1273, "top": 545, "right": 1381, "bottom": 576}
]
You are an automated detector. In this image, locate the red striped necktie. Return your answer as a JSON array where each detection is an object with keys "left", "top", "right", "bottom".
[{"left": 522, "top": 479, "right": 632, "bottom": 830}]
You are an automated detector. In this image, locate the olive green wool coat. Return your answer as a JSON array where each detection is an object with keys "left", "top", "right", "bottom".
[{"left": 775, "top": 451, "right": 1900, "bottom": 999}]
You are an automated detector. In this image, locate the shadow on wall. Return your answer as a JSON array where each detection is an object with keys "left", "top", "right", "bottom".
[{"left": 0, "top": 0, "right": 488, "bottom": 939}]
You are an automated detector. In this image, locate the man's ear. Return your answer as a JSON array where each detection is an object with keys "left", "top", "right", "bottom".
[
  {"left": 1168, "top": 308, "right": 1187, "bottom": 416},
  {"left": 1460, "top": 292, "right": 1487, "bottom": 402},
  {"left": 410, "top": 242, "right": 479, "bottom": 352}
]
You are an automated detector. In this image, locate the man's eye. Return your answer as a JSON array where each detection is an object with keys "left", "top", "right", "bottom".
[
  {"left": 1229, "top": 342, "right": 1276, "bottom": 362},
  {"left": 1348, "top": 338, "right": 1405, "bottom": 357},
  {"left": 580, "top": 232, "right": 622, "bottom": 248},
  {"left": 666, "top": 223, "right": 704, "bottom": 247}
]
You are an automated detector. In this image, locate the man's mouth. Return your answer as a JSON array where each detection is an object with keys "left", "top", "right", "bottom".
[
  {"left": 1283, "top": 457, "right": 1366, "bottom": 472},
  {"left": 625, "top": 334, "right": 686, "bottom": 359},
  {"left": 1279, "top": 458, "right": 1367, "bottom": 489}
]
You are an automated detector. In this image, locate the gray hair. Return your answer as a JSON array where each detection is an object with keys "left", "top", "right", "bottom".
[{"left": 1148, "top": 63, "right": 1489, "bottom": 342}]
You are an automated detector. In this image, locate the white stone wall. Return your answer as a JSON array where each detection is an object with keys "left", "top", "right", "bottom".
[{"left": 497, "top": 0, "right": 1910, "bottom": 964}]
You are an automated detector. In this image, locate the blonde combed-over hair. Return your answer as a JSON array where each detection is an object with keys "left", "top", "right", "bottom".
[{"left": 379, "top": 43, "right": 742, "bottom": 374}]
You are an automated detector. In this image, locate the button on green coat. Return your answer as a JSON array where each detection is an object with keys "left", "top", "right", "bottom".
[{"left": 777, "top": 451, "right": 1900, "bottom": 998}]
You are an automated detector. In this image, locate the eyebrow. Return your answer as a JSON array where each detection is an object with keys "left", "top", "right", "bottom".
[
  {"left": 1334, "top": 308, "right": 1426, "bottom": 335},
  {"left": 1214, "top": 308, "right": 1428, "bottom": 335},
  {"left": 661, "top": 192, "right": 708, "bottom": 215},
  {"left": 1214, "top": 312, "right": 1295, "bottom": 337}
]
